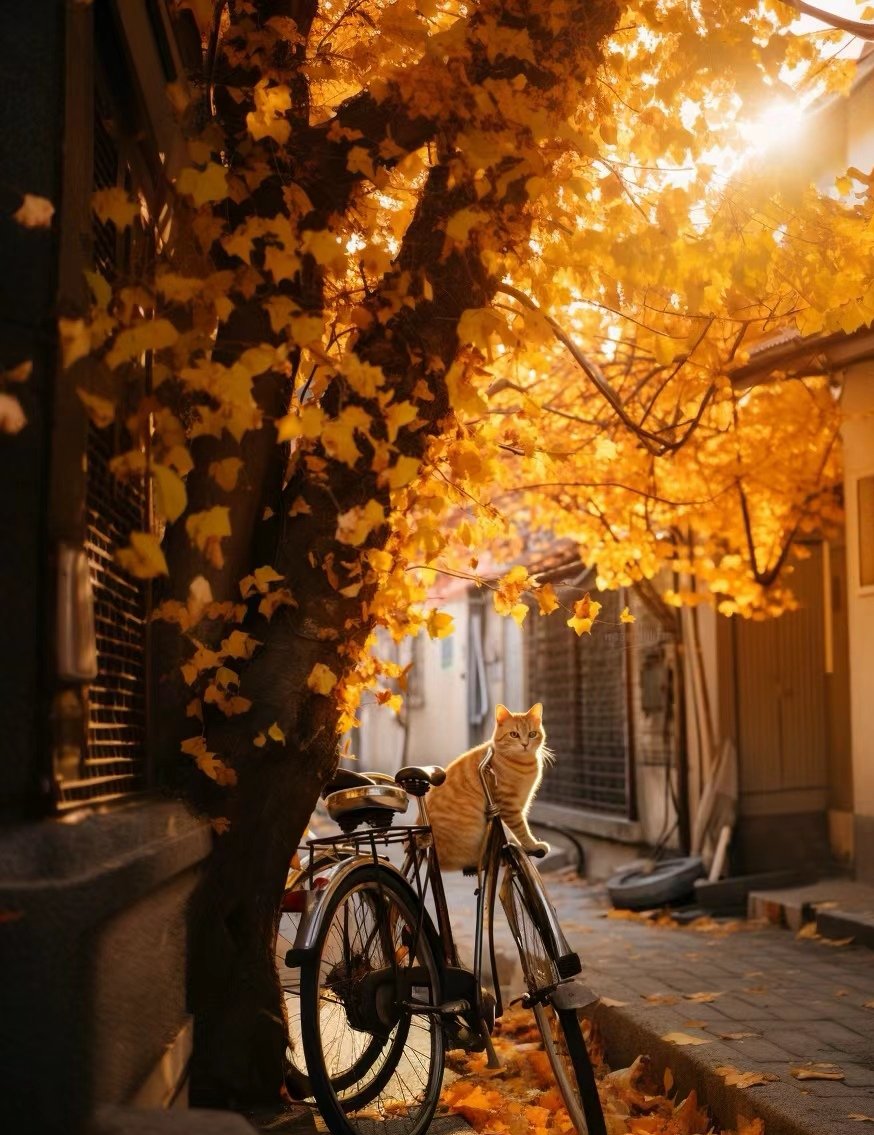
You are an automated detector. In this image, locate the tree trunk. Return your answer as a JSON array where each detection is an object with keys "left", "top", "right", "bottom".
[{"left": 155, "top": 0, "right": 623, "bottom": 1107}]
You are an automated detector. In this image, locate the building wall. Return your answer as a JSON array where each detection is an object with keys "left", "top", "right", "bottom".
[{"left": 841, "top": 362, "right": 874, "bottom": 883}]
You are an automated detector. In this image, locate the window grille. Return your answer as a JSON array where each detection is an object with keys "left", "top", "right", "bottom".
[
  {"left": 526, "top": 587, "right": 631, "bottom": 816},
  {"left": 55, "top": 64, "right": 151, "bottom": 810}
]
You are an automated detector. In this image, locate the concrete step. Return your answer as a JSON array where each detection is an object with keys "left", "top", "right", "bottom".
[
  {"left": 747, "top": 876, "right": 874, "bottom": 946},
  {"left": 694, "top": 869, "right": 815, "bottom": 916}
]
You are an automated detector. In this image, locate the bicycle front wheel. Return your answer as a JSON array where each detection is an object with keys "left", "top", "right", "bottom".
[
  {"left": 299, "top": 864, "right": 444, "bottom": 1135},
  {"left": 502, "top": 856, "right": 605, "bottom": 1135}
]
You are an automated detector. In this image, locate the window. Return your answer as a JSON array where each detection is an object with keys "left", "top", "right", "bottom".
[{"left": 525, "top": 586, "right": 632, "bottom": 817}]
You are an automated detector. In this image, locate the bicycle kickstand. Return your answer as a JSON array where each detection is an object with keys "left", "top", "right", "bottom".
[{"left": 479, "top": 1018, "right": 502, "bottom": 1070}]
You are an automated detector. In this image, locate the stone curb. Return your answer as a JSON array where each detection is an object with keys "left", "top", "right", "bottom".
[{"left": 593, "top": 1001, "right": 860, "bottom": 1135}]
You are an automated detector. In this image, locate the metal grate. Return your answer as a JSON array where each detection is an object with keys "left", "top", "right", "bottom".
[
  {"left": 55, "top": 65, "right": 151, "bottom": 810},
  {"left": 56, "top": 425, "right": 150, "bottom": 810},
  {"left": 526, "top": 588, "right": 630, "bottom": 816}
]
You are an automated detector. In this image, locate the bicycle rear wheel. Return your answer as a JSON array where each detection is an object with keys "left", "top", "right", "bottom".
[
  {"left": 276, "top": 851, "right": 339, "bottom": 1093},
  {"left": 299, "top": 864, "right": 444, "bottom": 1135},
  {"left": 502, "top": 855, "right": 606, "bottom": 1135}
]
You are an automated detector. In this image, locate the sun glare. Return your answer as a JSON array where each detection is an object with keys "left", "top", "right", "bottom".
[{"left": 741, "top": 100, "right": 806, "bottom": 154}]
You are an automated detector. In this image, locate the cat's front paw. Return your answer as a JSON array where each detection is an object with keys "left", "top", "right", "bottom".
[{"left": 525, "top": 839, "right": 550, "bottom": 858}]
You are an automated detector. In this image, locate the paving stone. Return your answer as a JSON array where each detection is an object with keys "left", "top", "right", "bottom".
[{"left": 440, "top": 870, "right": 874, "bottom": 1135}]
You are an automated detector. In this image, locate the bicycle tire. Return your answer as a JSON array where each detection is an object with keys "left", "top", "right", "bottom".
[
  {"left": 299, "top": 864, "right": 445, "bottom": 1135},
  {"left": 502, "top": 856, "right": 605, "bottom": 1135},
  {"left": 276, "top": 851, "right": 343, "bottom": 1094}
]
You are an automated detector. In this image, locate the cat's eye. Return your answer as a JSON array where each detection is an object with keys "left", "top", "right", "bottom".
[
  {"left": 529, "top": 730, "right": 537, "bottom": 738},
  {"left": 509, "top": 730, "right": 519, "bottom": 737}
]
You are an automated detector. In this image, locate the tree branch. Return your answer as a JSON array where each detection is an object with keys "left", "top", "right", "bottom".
[{"left": 495, "top": 283, "right": 715, "bottom": 455}]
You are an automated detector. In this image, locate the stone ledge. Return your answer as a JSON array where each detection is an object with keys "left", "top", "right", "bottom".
[
  {"left": 531, "top": 801, "right": 643, "bottom": 845},
  {"left": 0, "top": 799, "right": 211, "bottom": 927}
]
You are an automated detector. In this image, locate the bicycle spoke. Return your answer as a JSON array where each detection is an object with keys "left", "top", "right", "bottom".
[{"left": 300, "top": 869, "right": 443, "bottom": 1135}]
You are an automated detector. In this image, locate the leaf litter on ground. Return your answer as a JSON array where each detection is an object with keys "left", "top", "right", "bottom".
[
  {"left": 789, "top": 1063, "right": 845, "bottom": 1081},
  {"left": 440, "top": 1005, "right": 764, "bottom": 1135}
]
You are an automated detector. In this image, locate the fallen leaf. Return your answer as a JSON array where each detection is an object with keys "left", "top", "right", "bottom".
[
  {"left": 864, "top": 1000, "right": 874, "bottom": 1010},
  {"left": 644, "top": 993, "right": 679, "bottom": 1005},
  {"left": 796, "top": 922, "right": 820, "bottom": 940},
  {"left": 715, "top": 1065, "right": 780, "bottom": 1088},
  {"left": 790, "top": 1063, "right": 845, "bottom": 1081},
  {"left": 822, "top": 936, "right": 855, "bottom": 947},
  {"left": 848, "top": 1115, "right": 874, "bottom": 1123},
  {"left": 662, "top": 1032, "right": 710, "bottom": 1046},
  {"left": 599, "top": 997, "right": 628, "bottom": 1007},
  {"left": 685, "top": 991, "right": 723, "bottom": 1003}
]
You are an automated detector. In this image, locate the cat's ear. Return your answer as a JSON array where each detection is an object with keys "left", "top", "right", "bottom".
[
  {"left": 527, "top": 703, "right": 543, "bottom": 726},
  {"left": 495, "top": 704, "right": 511, "bottom": 725}
]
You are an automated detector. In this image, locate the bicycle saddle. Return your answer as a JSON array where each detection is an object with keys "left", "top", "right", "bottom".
[
  {"left": 395, "top": 765, "right": 446, "bottom": 796},
  {"left": 321, "top": 768, "right": 374, "bottom": 799}
]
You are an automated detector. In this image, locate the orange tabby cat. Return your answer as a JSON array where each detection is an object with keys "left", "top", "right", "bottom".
[{"left": 427, "top": 703, "right": 551, "bottom": 871}]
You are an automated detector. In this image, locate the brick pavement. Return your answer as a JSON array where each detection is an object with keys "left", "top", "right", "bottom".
[{"left": 441, "top": 869, "right": 874, "bottom": 1135}]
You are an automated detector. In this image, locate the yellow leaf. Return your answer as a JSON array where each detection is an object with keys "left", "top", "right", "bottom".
[
  {"left": 209, "top": 457, "right": 244, "bottom": 492},
  {"left": 567, "top": 614, "right": 594, "bottom": 636},
  {"left": 91, "top": 187, "right": 139, "bottom": 228},
  {"left": 240, "top": 565, "right": 285, "bottom": 597},
  {"left": 176, "top": 162, "right": 229, "bottom": 208},
  {"left": 13, "top": 193, "right": 54, "bottom": 228},
  {"left": 105, "top": 318, "right": 179, "bottom": 370},
  {"left": 790, "top": 1063, "right": 845, "bottom": 1081},
  {"left": 446, "top": 206, "right": 484, "bottom": 243},
  {"left": 620, "top": 606, "right": 635, "bottom": 624},
  {"left": 116, "top": 531, "right": 168, "bottom": 579},
  {"left": 572, "top": 593, "right": 602, "bottom": 620},
  {"left": 221, "top": 630, "right": 261, "bottom": 659},
  {"left": 258, "top": 587, "right": 296, "bottom": 619},
  {"left": 336, "top": 499, "right": 386, "bottom": 546},
  {"left": 509, "top": 602, "right": 529, "bottom": 626},
  {"left": 384, "top": 400, "right": 419, "bottom": 443},
  {"left": 384, "top": 455, "right": 420, "bottom": 490},
  {"left": 77, "top": 388, "right": 115, "bottom": 428},
  {"left": 426, "top": 610, "right": 454, "bottom": 639},
  {"left": 186, "top": 506, "right": 231, "bottom": 567},
  {"left": 84, "top": 270, "right": 112, "bottom": 309},
  {"left": 246, "top": 82, "right": 292, "bottom": 144},
  {"left": 661, "top": 1032, "right": 710, "bottom": 1046},
  {"left": 300, "top": 229, "right": 346, "bottom": 273},
  {"left": 594, "top": 436, "right": 618, "bottom": 461},
  {"left": 59, "top": 318, "right": 91, "bottom": 369},
  {"left": 535, "top": 584, "right": 559, "bottom": 615},
  {"left": 267, "top": 722, "right": 286, "bottom": 743},
  {"left": 288, "top": 496, "right": 312, "bottom": 516},
  {"left": 307, "top": 662, "right": 338, "bottom": 695},
  {"left": 151, "top": 464, "right": 187, "bottom": 522}
]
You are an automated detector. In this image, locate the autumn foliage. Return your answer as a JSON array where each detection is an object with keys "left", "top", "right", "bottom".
[
  {"left": 442, "top": 1006, "right": 764, "bottom": 1135},
  {"left": 12, "top": 0, "right": 873, "bottom": 1106}
]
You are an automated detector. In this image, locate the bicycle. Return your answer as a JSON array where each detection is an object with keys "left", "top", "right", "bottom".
[{"left": 280, "top": 748, "right": 607, "bottom": 1135}]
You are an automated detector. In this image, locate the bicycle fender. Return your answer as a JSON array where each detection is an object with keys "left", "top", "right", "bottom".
[
  {"left": 549, "top": 980, "right": 599, "bottom": 1012},
  {"left": 286, "top": 855, "right": 425, "bottom": 960}
]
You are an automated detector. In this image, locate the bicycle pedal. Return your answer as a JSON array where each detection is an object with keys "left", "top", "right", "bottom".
[{"left": 462, "top": 865, "right": 477, "bottom": 877}]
